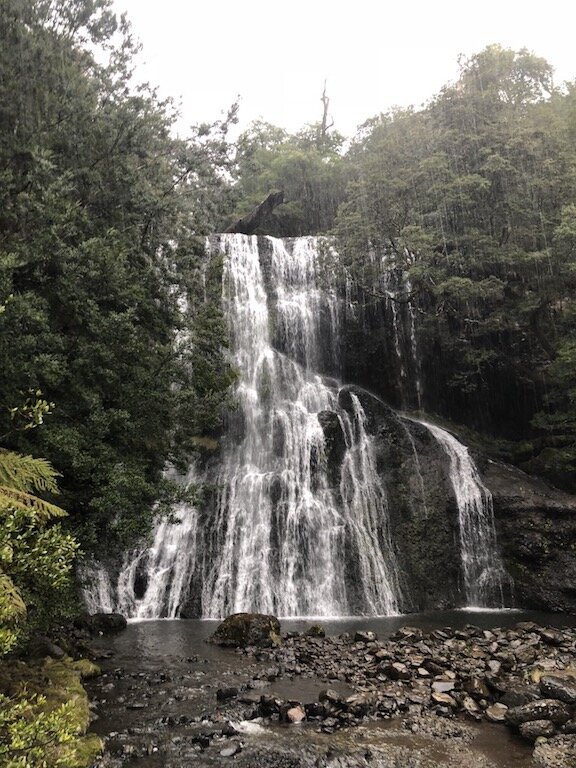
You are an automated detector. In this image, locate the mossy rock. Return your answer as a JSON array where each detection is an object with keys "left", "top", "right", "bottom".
[
  {"left": 306, "top": 624, "right": 326, "bottom": 637},
  {"left": 209, "top": 612, "right": 281, "bottom": 648},
  {"left": 72, "top": 658, "right": 101, "bottom": 680}
]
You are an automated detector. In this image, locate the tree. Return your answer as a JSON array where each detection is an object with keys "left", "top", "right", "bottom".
[
  {"left": 335, "top": 46, "right": 576, "bottom": 488},
  {"left": 0, "top": 0, "right": 237, "bottom": 553}
]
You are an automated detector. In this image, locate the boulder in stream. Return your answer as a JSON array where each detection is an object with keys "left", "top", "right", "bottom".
[
  {"left": 208, "top": 613, "right": 281, "bottom": 648},
  {"left": 88, "top": 613, "right": 128, "bottom": 634}
]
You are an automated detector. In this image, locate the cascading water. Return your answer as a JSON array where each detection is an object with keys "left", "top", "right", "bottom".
[
  {"left": 201, "top": 235, "right": 400, "bottom": 617},
  {"left": 418, "top": 420, "right": 510, "bottom": 608},
  {"left": 82, "top": 233, "right": 511, "bottom": 619}
]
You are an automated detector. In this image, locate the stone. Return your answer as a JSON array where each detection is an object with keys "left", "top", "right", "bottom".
[
  {"left": 208, "top": 613, "right": 281, "bottom": 648},
  {"left": 431, "top": 691, "right": 457, "bottom": 708},
  {"left": 305, "top": 702, "right": 327, "bottom": 718},
  {"left": 345, "top": 693, "right": 374, "bottom": 716},
  {"left": 501, "top": 684, "right": 541, "bottom": 708},
  {"left": 89, "top": 613, "right": 128, "bottom": 634},
  {"left": 487, "top": 659, "right": 502, "bottom": 675},
  {"left": 515, "top": 645, "right": 538, "bottom": 665},
  {"left": 216, "top": 687, "right": 239, "bottom": 702},
  {"left": 519, "top": 719, "right": 556, "bottom": 741},
  {"left": 463, "top": 696, "right": 481, "bottom": 718},
  {"left": 30, "top": 636, "right": 66, "bottom": 660},
  {"left": 432, "top": 680, "right": 455, "bottom": 693},
  {"left": 387, "top": 662, "right": 411, "bottom": 681},
  {"left": 392, "top": 627, "right": 423, "bottom": 641},
  {"left": 464, "top": 677, "right": 490, "bottom": 700},
  {"left": 561, "top": 720, "right": 576, "bottom": 735},
  {"left": 354, "top": 630, "right": 377, "bottom": 643},
  {"left": 485, "top": 703, "right": 508, "bottom": 723},
  {"left": 305, "top": 624, "right": 326, "bottom": 638},
  {"left": 540, "top": 675, "right": 576, "bottom": 705},
  {"left": 506, "top": 699, "right": 572, "bottom": 727},
  {"left": 319, "top": 689, "right": 342, "bottom": 705},
  {"left": 220, "top": 743, "right": 241, "bottom": 757},
  {"left": 540, "top": 628, "right": 565, "bottom": 646},
  {"left": 286, "top": 705, "right": 306, "bottom": 724}
]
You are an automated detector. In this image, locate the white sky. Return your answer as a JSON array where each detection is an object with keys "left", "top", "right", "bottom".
[{"left": 112, "top": 0, "right": 575, "bottom": 138}]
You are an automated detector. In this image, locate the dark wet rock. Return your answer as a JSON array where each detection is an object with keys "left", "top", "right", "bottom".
[
  {"left": 487, "top": 461, "right": 576, "bottom": 613},
  {"left": 304, "top": 701, "right": 327, "bottom": 718},
  {"left": 519, "top": 719, "right": 556, "bottom": 741},
  {"left": 500, "top": 683, "right": 541, "bottom": 708},
  {"left": 354, "top": 630, "right": 377, "bottom": 643},
  {"left": 209, "top": 613, "right": 281, "bottom": 648},
  {"left": 89, "top": 613, "right": 128, "bottom": 634},
  {"left": 540, "top": 675, "right": 576, "bottom": 704},
  {"left": 561, "top": 719, "right": 576, "bottom": 735},
  {"left": 317, "top": 410, "right": 346, "bottom": 485},
  {"left": 385, "top": 662, "right": 411, "bottom": 681},
  {"left": 216, "top": 687, "right": 239, "bottom": 701},
  {"left": 29, "top": 635, "right": 66, "bottom": 659},
  {"left": 506, "top": 699, "right": 572, "bottom": 726}
]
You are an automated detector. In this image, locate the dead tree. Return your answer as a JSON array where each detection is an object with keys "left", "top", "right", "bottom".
[{"left": 225, "top": 191, "right": 285, "bottom": 235}]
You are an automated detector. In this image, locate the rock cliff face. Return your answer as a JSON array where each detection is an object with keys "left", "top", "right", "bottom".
[
  {"left": 339, "top": 386, "right": 576, "bottom": 614},
  {"left": 485, "top": 462, "right": 576, "bottom": 612},
  {"left": 336, "top": 387, "right": 463, "bottom": 613}
]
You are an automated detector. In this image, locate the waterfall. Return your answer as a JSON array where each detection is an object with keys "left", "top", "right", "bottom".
[
  {"left": 82, "top": 234, "right": 511, "bottom": 619},
  {"left": 201, "top": 235, "right": 400, "bottom": 617},
  {"left": 419, "top": 420, "right": 510, "bottom": 608},
  {"left": 82, "top": 468, "right": 199, "bottom": 619}
]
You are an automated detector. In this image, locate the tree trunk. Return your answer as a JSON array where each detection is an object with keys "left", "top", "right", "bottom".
[{"left": 225, "top": 191, "right": 285, "bottom": 235}]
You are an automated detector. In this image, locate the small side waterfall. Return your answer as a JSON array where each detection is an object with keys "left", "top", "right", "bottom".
[
  {"left": 82, "top": 234, "right": 512, "bottom": 619},
  {"left": 419, "top": 421, "right": 510, "bottom": 608},
  {"left": 82, "top": 468, "right": 199, "bottom": 619}
]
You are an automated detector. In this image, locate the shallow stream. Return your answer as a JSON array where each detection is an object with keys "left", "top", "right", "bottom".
[{"left": 88, "top": 610, "right": 576, "bottom": 768}]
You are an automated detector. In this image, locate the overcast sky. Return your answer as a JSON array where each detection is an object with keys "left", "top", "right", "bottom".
[{"left": 111, "top": 0, "right": 575, "bottom": 138}]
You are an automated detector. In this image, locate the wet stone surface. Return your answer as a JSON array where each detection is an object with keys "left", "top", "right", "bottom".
[{"left": 86, "top": 613, "right": 576, "bottom": 768}]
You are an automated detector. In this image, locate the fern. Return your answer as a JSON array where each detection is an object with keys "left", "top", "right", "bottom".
[
  {"left": 0, "top": 449, "right": 60, "bottom": 495},
  {"left": 0, "top": 486, "right": 67, "bottom": 522}
]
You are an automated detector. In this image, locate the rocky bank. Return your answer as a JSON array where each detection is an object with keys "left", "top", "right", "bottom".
[{"left": 86, "top": 614, "right": 576, "bottom": 768}]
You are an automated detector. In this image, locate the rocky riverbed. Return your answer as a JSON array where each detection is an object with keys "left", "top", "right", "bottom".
[{"left": 86, "top": 613, "right": 576, "bottom": 768}]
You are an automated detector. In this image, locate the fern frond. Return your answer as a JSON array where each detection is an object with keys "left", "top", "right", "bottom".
[
  {"left": 0, "top": 570, "right": 27, "bottom": 624},
  {"left": 0, "top": 486, "right": 67, "bottom": 522},
  {"left": 0, "top": 449, "right": 61, "bottom": 494}
]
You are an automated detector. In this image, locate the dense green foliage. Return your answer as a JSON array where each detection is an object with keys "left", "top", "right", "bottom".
[
  {"left": 0, "top": 0, "right": 236, "bottom": 554},
  {"left": 231, "top": 119, "right": 347, "bottom": 235},
  {"left": 333, "top": 46, "right": 576, "bottom": 488}
]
